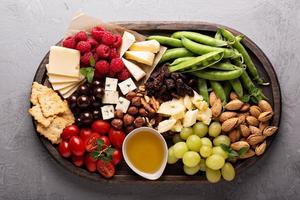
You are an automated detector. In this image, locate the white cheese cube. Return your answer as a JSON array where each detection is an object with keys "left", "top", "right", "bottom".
[
  {"left": 116, "top": 97, "right": 131, "bottom": 113},
  {"left": 105, "top": 77, "right": 118, "bottom": 91},
  {"left": 101, "top": 105, "right": 115, "bottom": 120},
  {"left": 118, "top": 78, "right": 137, "bottom": 95},
  {"left": 102, "top": 91, "right": 119, "bottom": 104}
]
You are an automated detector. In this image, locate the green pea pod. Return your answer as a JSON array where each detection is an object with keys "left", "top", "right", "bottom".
[
  {"left": 172, "top": 31, "right": 228, "bottom": 47},
  {"left": 147, "top": 35, "right": 183, "bottom": 47},
  {"left": 223, "top": 81, "right": 232, "bottom": 101},
  {"left": 210, "top": 81, "right": 227, "bottom": 104},
  {"left": 169, "top": 50, "right": 224, "bottom": 72},
  {"left": 209, "top": 62, "right": 240, "bottom": 71},
  {"left": 229, "top": 78, "right": 243, "bottom": 98},
  {"left": 170, "top": 57, "right": 195, "bottom": 66},
  {"left": 215, "top": 30, "right": 223, "bottom": 40},
  {"left": 197, "top": 78, "right": 209, "bottom": 103},
  {"left": 236, "top": 35, "right": 244, "bottom": 42},
  {"left": 192, "top": 68, "right": 244, "bottom": 81},
  {"left": 159, "top": 48, "right": 194, "bottom": 63}
]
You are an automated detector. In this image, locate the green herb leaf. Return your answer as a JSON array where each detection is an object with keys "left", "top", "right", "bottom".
[
  {"left": 238, "top": 147, "right": 248, "bottom": 156},
  {"left": 80, "top": 67, "right": 95, "bottom": 83},
  {"left": 100, "top": 155, "right": 112, "bottom": 163},
  {"left": 89, "top": 56, "right": 95, "bottom": 67},
  {"left": 228, "top": 151, "right": 239, "bottom": 158},
  {"left": 220, "top": 144, "right": 231, "bottom": 152},
  {"left": 105, "top": 147, "right": 115, "bottom": 157},
  {"left": 97, "top": 139, "right": 104, "bottom": 150},
  {"left": 91, "top": 151, "right": 100, "bottom": 160}
]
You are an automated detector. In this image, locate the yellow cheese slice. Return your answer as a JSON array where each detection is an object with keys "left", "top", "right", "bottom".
[
  {"left": 60, "top": 80, "right": 85, "bottom": 99},
  {"left": 51, "top": 81, "right": 80, "bottom": 91},
  {"left": 48, "top": 73, "right": 84, "bottom": 84}
]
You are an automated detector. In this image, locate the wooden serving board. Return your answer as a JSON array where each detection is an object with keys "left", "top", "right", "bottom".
[{"left": 33, "top": 22, "right": 281, "bottom": 183}]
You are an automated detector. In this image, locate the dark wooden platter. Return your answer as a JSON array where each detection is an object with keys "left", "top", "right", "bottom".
[{"left": 33, "top": 22, "right": 281, "bottom": 183}]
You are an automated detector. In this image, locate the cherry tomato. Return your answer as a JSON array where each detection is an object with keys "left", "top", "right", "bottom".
[
  {"left": 69, "top": 136, "right": 85, "bottom": 156},
  {"left": 99, "top": 135, "right": 110, "bottom": 149},
  {"left": 72, "top": 155, "right": 84, "bottom": 167},
  {"left": 61, "top": 125, "right": 80, "bottom": 141},
  {"left": 85, "top": 155, "right": 97, "bottom": 172},
  {"left": 79, "top": 128, "right": 92, "bottom": 141},
  {"left": 91, "top": 120, "right": 110, "bottom": 135},
  {"left": 108, "top": 128, "right": 125, "bottom": 149},
  {"left": 84, "top": 132, "right": 101, "bottom": 152},
  {"left": 58, "top": 141, "right": 71, "bottom": 158},
  {"left": 112, "top": 149, "right": 122, "bottom": 165},
  {"left": 96, "top": 160, "right": 115, "bottom": 178}
]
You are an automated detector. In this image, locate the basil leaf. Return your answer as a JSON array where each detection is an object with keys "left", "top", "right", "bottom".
[
  {"left": 80, "top": 67, "right": 95, "bottom": 83},
  {"left": 86, "top": 69, "right": 94, "bottom": 83},
  {"left": 89, "top": 56, "right": 95, "bottom": 67},
  {"left": 105, "top": 147, "right": 115, "bottom": 157},
  {"left": 100, "top": 155, "right": 112, "bottom": 163},
  {"left": 97, "top": 139, "right": 104, "bottom": 150},
  {"left": 91, "top": 151, "right": 99, "bottom": 160}
]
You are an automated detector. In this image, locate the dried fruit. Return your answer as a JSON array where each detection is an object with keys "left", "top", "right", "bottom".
[
  {"left": 111, "top": 119, "right": 123, "bottom": 130},
  {"left": 123, "top": 114, "right": 134, "bottom": 126},
  {"left": 139, "top": 108, "right": 148, "bottom": 117},
  {"left": 240, "top": 103, "right": 250, "bottom": 112},
  {"left": 258, "top": 100, "right": 273, "bottom": 112},
  {"left": 258, "top": 111, "right": 273, "bottom": 122},
  {"left": 230, "top": 141, "right": 250, "bottom": 151},
  {"left": 219, "top": 112, "right": 237, "bottom": 123},
  {"left": 225, "top": 99, "right": 244, "bottom": 111},
  {"left": 131, "top": 96, "right": 142, "bottom": 107},
  {"left": 114, "top": 109, "right": 124, "bottom": 119},
  {"left": 126, "top": 91, "right": 137, "bottom": 101},
  {"left": 249, "top": 105, "right": 261, "bottom": 118},
  {"left": 239, "top": 149, "right": 255, "bottom": 159},
  {"left": 211, "top": 98, "right": 222, "bottom": 119},
  {"left": 239, "top": 124, "right": 251, "bottom": 138},
  {"left": 127, "top": 106, "right": 139, "bottom": 116},
  {"left": 263, "top": 126, "right": 278, "bottom": 137},
  {"left": 222, "top": 117, "right": 239, "bottom": 132},
  {"left": 209, "top": 92, "right": 217, "bottom": 106},
  {"left": 229, "top": 129, "right": 241, "bottom": 143},
  {"left": 134, "top": 117, "right": 146, "bottom": 128},
  {"left": 246, "top": 116, "right": 259, "bottom": 126},
  {"left": 249, "top": 125, "right": 262, "bottom": 135},
  {"left": 255, "top": 141, "right": 267, "bottom": 156},
  {"left": 247, "top": 134, "right": 266, "bottom": 146}
]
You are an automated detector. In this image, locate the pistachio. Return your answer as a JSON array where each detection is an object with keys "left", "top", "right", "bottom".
[
  {"left": 237, "top": 115, "right": 246, "bottom": 126},
  {"left": 149, "top": 96, "right": 160, "bottom": 112},
  {"left": 209, "top": 91, "right": 217, "bottom": 106},
  {"left": 247, "top": 134, "right": 266, "bottom": 146},
  {"left": 144, "top": 95, "right": 150, "bottom": 103},
  {"left": 230, "top": 92, "right": 238, "bottom": 100},
  {"left": 221, "top": 117, "right": 239, "bottom": 132},
  {"left": 225, "top": 99, "right": 244, "bottom": 111},
  {"left": 258, "top": 111, "right": 273, "bottom": 122},
  {"left": 239, "top": 149, "right": 255, "bottom": 159},
  {"left": 255, "top": 141, "right": 267, "bottom": 156},
  {"left": 239, "top": 124, "right": 251, "bottom": 138},
  {"left": 240, "top": 103, "right": 250, "bottom": 112},
  {"left": 230, "top": 141, "right": 250, "bottom": 151},
  {"left": 211, "top": 98, "right": 222, "bottom": 119},
  {"left": 249, "top": 125, "right": 262, "bottom": 135},
  {"left": 259, "top": 121, "right": 269, "bottom": 131},
  {"left": 219, "top": 111, "right": 237, "bottom": 122},
  {"left": 258, "top": 100, "right": 273, "bottom": 112},
  {"left": 249, "top": 105, "right": 261, "bottom": 118},
  {"left": 229, "top": 129, "right": 241, "bottom": 143},
  {"left": 263, "top": 126, "right": 278, "bottom": 137},
  {"left": 246, "top": 116, "right": 259, "bottom": 126}
]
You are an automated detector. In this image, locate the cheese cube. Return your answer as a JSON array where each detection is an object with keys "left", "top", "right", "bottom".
[
  {"left": 105, "top": 77, "right": 118, "bottom": 91},
  {"left": 102, "top": 91, "right": 119, "bottom": 104},
  {"left": 101, "top": 105, "right": 115, "bottom": 120},
  {"left": 116, "top": 97, "right": 131, "bottom": 113},
  {"left": 118, "top": 78, "right": 137, "bottom": 95}
]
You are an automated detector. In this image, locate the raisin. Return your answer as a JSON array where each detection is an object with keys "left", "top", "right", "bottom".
[{"left": 165, "top": 79, "right": 175, "bottom": 90}]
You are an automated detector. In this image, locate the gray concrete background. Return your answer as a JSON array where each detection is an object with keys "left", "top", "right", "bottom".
[{"left": 0, "top": 0, "right": 299, "bottom": 199}]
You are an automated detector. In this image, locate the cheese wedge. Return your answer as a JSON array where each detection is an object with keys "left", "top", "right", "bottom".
[
  {"left": 48, "top": 73, "right": 84, "bottom": 83},
  {"left": 125, "top": 51, "right": 155, "bottom": 66},
  {"left": 122, "top": 58, "right": 146, "bottom": 81},
  {"left": 51, "top": 81, "right": 79, "bottom": 91},
  {"left": 129, "top": 40, "right": 160, "bottom": 53},
  {"left": 119, "top": 31, "right": 136, "bottom": 57},
  {"left": 59, "top": 81, "right": 84, "bottom": 98}
]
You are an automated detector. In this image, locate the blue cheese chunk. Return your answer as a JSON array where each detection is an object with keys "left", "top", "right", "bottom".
[
  {"left": 102, "top": 90, "right": 119, "bottom": 104},
  {"left": 101, "top": 105, "right": 115, "bottom": 120},
  {"left": 116, "top": 97, "right": 131, "bottom": 113},
  {"left": 105, "top": 77, "right": 118, "bottom": 91},
  {"left": 118, "top": 78, "right": 137, "bottom": 95}
]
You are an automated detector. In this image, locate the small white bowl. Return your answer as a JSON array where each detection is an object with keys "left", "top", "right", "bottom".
[{"left": 122, "top": 127, "right": 168, "bottom": 180}]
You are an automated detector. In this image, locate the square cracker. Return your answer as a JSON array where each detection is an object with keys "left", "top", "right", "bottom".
[
  {"left": 38, "top": 90, "right": 67, "bottom": 117},
  {"left": 58, "top": 101, "right": 75, "bottom": 126},
  {"left": 28, "top": 105, "right": 54, "bottom": 127},
  {"left": 30, "top": 82, "right": 51, "bottom": 105}
]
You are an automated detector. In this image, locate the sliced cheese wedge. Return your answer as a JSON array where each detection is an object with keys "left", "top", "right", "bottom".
[
  {"left": 59, "top": 80, "right": 84, "bottom": 99},
  {"left": 122, "top": 58, "right": 146, "bottom": 81},
  {"left": 48, "top": 73, "right": 84, "bottom": 84},
  {"left": 129, "top": 40, "right": 160, "bottom": 53},
  {"left": 125, "top": 51, "right": 155, "bottom": 66},
  {"left": 51, "top": 81, "right": 79, "bottom": 91},
  {"left": 119, "top": 31, "right": 136, "bottom": 57}
]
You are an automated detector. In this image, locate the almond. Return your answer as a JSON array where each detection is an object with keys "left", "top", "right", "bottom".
[
  {"left": 229, "top": 92, "right": 238, "bottom": 100},
  {"left": 246, "top": 116, "right": 259, "bottom": 126},
  {"left": 222, "top": 117, "right": 239, "bottom": 132},
  {"left": 209, "top": 91, "right": 217, "bottom": 106},
  {"left": 247, "top": 134, "right": 266, "bottom": 146},
  {"left": 249, "top": 125, "right": 262, "bottom": 135},
  {"left": 263, "top": 126, "right": 278, "bottom": 137},
  {"left": 240, "top": 103, "right": 250, "bottom": 112},
  {"left": 258, "top": 100, "right": 273, "bottom": 112},
  {"left": 258, "top": 111, "right": 273, "bottom": 122},
  {"left": 239, "top": 149, "right": 255, "bottom": 159},
  {"left": 230, "top": 141, "right": 250, "bottom": 151},
  {"left": 255, "top": 141, "right": 267, "bottom": 156},
  {"left": 229, "top": 129, "right": 240, "bottom": 143},
  {"left": 211, "top": 98, "right": 222, "bottom": 119},
  {"left": 237, "top": 115, "right": 246, "bottom": 125},
  {"left": 249, "top": 105, "right": 261, "bottom": 118},
  {"left": 259, "top": 121, "right": 269, "bottom": 131},
  {"left": 240, "top": 124, "right": 251, "bottom": 138},
  {"left": 219, "top": 111, "right": 237, "bottom": 122},
  {"left": 225, "top": 99, "right": 244, "bottom": 111}
]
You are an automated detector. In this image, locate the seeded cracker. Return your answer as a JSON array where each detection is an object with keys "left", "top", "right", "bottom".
[
  {"left": 58, "top": 101, "right": 75, "bottom": 125},
  {"left": 30, "top": 82, "right": 51, "bottom": 105},
  {"left": 28, "top": 105, "right": 54, "bottom": 127},
  {"left": 38, "top": 90, "right": 68, "bottom": 117}
]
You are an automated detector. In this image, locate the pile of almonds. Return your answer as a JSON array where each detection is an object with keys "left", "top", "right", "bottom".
[{"left": 210, "top": 91, "right": 278, "bottom": 159}]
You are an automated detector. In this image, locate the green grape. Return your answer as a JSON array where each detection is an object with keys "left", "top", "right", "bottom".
[
  {"left": 167, "top": 146, "right": 179, "bottom": 164},
  {"left": 200, "top": 145, "right": 213, "bottom": 158},
  {"left": 208, "top": 122, "right": 222, "bottom": 137},
  {"left": 183, "top": 163, "right": 201, "bottom": 175},
  {"left": 206, "top": 167, "right": 221, "bottom": 183},
  {"left": 201, "top": 137, "right": 213, "bottom": 147},
  {"left": 193, "top": 122, "right": 208, "bottom": 138},
  {"left": 180, "top": 127, "right": 194, "bottom": 140},
  {"left": 199, "top": 159, "right": 206, "bottom": 171},
  {"left": 212, "top": 146, "right": 228, "bottom": 159},
  {"left": 182, "top": 151, "right": 201, "bottom": 167},
  {"left": 173, "top": 142, "right": 188, "bottom": 159},
  {"left": 173, "top": 134, "right": 184, "bottom": 144},
  {"left": 221, "top": 162, "right": 235, "bottom": 181},
  {"left": 213, "top": 135, "right": 231, "bottom": 146},
  {"left": 186, "top": 135, "right": 202, "bottom": 152},
  {"left": 206, "top": 154, "right": 225, "bottom": 170}
]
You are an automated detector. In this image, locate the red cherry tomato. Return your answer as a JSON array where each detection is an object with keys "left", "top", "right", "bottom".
[
  {"left": 112, "top": 149, "right": 122, "bottom": 165},
  {"left": 96, "top": 160, "right": 115, "bottom": 178},
  {"left": 99, "top": 135, "right": 111, "bottom": 150},
  {"left": 108, "top": 128, "right": 125, "bottom": 149},
  {"left": 69, "top": 136, "right": 85, "bottom": 156},
  {"left": 58, "top": 141, "right": 71, "bottom": 158},
  {"left": 61, "top": 125, "right": 80, "bottom": 141},
  {"left": 72, "top": 155, "right": 84, "bottom": 167},
  {"left": 79, "top": 128, "right": 92, "bottom": 141},
  {"left": 84, "top": 132, "right": 101, "bottom": 152},
  {"left": 85, "top": 155, "right": 97, "bottom": 172},
  {"left": 91, "top": 120, "right": 110, "bottom": 135}
]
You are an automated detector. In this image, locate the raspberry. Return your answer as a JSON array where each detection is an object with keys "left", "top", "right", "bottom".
[
  {"left": 93, "top": 52, "right": 99, "bottom": 62},
  {"left": 110, "top": 58, "right": 124, "bottom": 73},
  {"left": 94, "top": 26, "right": 105, "bottom": 31},
  {"left": 102, "top": 32, "right": 115, "bottom": 46},
  {"left": 117, "top": 68, "right": 131, "bottom": 81},
  {"left": 107, "top": 70, "right": 116, "bottom": 78},
  {"left": 62, "top": 36, "right": 76, "bottom": 49},
  {"left": 95, "top": 60, "right": 110, "bottom": 78},
  {"left": 91, "top": 28, "right": 105, "bottom": 42},
  {"left": 80, "top": 52, "right": 93, "bottom": 66},
  {"left": 112, "top": 35, "right": 122, "bottom": 48},
  {"left": 75, "top": 31, "right": 88, "bottom": 42},
  {"left": 87, "top": 38, "right": 98, "bottom": 48},
  {"left": 96, "top": 44, "right": 110, "bottom": 58},
  {"left": 109, "top": 48, "right": 120, "bottom": 60},
  {"left": 76, "top": 41, "right": 91, "bottom": 54}
]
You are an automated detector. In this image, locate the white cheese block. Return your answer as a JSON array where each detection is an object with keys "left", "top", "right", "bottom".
[
  {"left": 47, "top": 46, "right": 80, "bottom": 78},
  {"left": 102, "top": 90, "right": 119, "bottom": 104},
  {"left": 51, "top": 81, "right": 79, "bottom": 91},
  {"left": 115, "top": 97, "right": 131, "bottom": 113},
  {"left": 118, "top": 78, "right": 137, "bottom": 95},
  {"left": 47, "top": 73, "right": 84, "bottom": 83},
  {"left": 122, "top": 58, "right": 146, "bottom": 81},
  {"left": 101, "top": 105, "right": 115, "bottom": 120},
  {"left": 119, "top": 31, "right": 136, "bottom": 57},
  {"left": 105, "top": 77, "right": 118, "bottom": 91},
  {"left": 125, "top": 51, "right": 155, "bottom": 66}
]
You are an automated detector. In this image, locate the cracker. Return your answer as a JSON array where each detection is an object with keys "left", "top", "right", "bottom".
[
  {"left": 30, "top": 82, "right": 51, "bottom": 105},
  {"left": 58, "top": 101, "right": 75, "bottom": 126},
  {"left": 38, "top": 90, "right": 67, "bottom": 117},
  {"left": 28, "top": 105, "right": 54, "bottom": 127}
]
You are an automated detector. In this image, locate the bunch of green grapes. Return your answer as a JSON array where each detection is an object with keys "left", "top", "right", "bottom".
[{"left": 168, "top": 121, "right": 235, "bottom": 183}]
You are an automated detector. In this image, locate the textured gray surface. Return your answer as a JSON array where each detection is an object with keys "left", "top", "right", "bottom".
[{"left": 0, "top": 0, "right": 299, "bottom": 199}]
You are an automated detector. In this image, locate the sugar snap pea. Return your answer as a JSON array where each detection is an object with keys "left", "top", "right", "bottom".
[
  {"left": 159, "top": 48, "right": 194, "bottom": 63},
  {"left": 210, "top": 81, "right": 227, "bottom": 104},
  {"left": 172, "top": 31, "right": 228, "bottom": 47},
  {"left": 223, "top": 81, "right": 232, "bottom": 101},
  {"left": 215, "top": 30, "right": 223, "bottom": 40},
  {"left": 182, "top": 37, "right": 241, "bottom": 59},
  {"left": 192, "top": 68, "right": 244, "bottom": 81},
  {"left": 197, "top": 78, "right": 209, "bottom": 103},
  {"left": 229, "top": 78, "right": 243, "bottom": 98},
  {"left": 209, "top": 62, "right": 240, "bottom": 71},
  {"left": 170, "top": 57, "right": 195, "bottom": 66},
  {"left": 147, "top": 35, "right": 183, "bottom": 47}
]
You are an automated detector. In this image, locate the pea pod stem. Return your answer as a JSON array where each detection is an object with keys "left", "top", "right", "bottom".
[
  {"left": 192, "top": 68, "right": 244, "bottom": 81},
  {"left": 210, "top": 81, "right": 227, "bottom": 104},
  {"left": 160, "top": 48, "right": 194, "bottom": 63},
  {"left": 147, "top": 35, "right": 183, "bottom": 48},
  {"left": 197, "top": 78, "right": 209, "bottom": 103}
]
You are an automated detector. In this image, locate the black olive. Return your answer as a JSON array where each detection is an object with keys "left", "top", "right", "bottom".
[
  {"left": 78, "top": 84, "right": 90, "bottom": 95},
  {"left": 77, "top": 95, "right": 91, "bottom": 108},
  {"left": 91, "top": 96, "right": 101, "bottom": 108},
  {"left": 92, "top": 110, "right": 101, "bottom": 119},
  {"left": 67, "top": 94, "right": 77, "bottom": 108},
  {"left": 80, "top": 112, "right": 93, "bottom": 126},
  {"left": 92, "top": 79, "right": 103, "bottom": 87},
  {"left": 75, "top": 116, "right": 82, "bottom": 127},
  {"left": 93, "top": 86, "right": 104, "bottom": 99}
]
